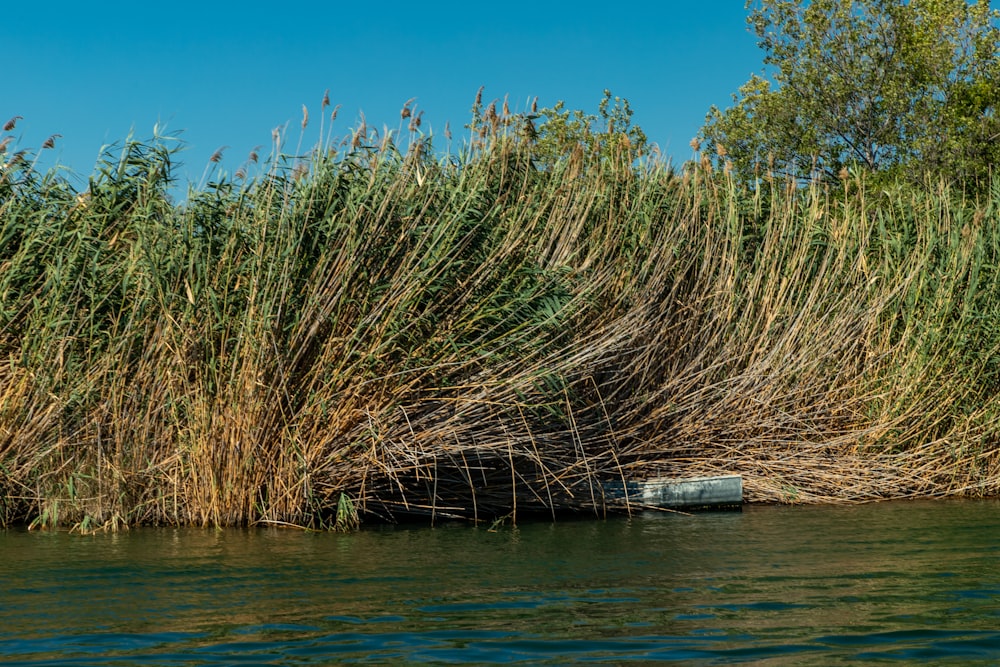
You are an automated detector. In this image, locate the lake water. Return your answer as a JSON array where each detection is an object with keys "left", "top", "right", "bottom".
[{"left": 2, "top": 500, "right": 1000, "bottom": 664}]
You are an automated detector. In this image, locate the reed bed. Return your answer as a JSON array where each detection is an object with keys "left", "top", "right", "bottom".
[{"left": 1, "top": 107, "right": 1000, "bottom": 530}]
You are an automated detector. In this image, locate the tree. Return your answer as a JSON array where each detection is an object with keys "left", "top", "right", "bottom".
[
  {"left": 467, "top": 89, "right": 648, "bottom": 170},
  {"left": 701, "top": 0, "right": 1000, "bottom": 186},
  {"left": 530, "top": 90, "right": 648, "bottom": 168}
]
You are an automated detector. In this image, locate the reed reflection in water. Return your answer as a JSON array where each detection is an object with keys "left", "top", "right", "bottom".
[{"left": 2, "top": 500, "right": 1000, "bottom": 664}]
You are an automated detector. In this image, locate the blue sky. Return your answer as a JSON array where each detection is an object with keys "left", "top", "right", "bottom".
[{"left": 7, "top": 2, "right": 763, "bottom": 190}]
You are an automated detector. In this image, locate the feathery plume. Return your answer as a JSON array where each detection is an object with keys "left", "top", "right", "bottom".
[
  {"left": 485, "top": 101, "right": 498, "bottom": 130},
  {"left": 322, "top": 89, "right": 330, "bottom": 110},
  {"left": 522, "top": 116, "right": 537, "bottom": 141},
  {"left": 400, "top": 97, "right": 416, "bottom": 120},
  {"left": 209, "top": 146, "right": 228, "bottom": 163},
  {"left": 301, "top": 104, "right": 309, "bottom": 130},
  {"left": 3, "top": 116, "right": 22, "bottom": 132},
  {"left": 42, "top": 134, "right": 61, "bottom": 149},
  {"left": 358, "top": 111, "right": 367, "bottom": 139}
]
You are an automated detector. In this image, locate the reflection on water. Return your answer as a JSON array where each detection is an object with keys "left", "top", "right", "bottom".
[{"left": 2, "top": 500, "right": 1000, "bottom": 664}]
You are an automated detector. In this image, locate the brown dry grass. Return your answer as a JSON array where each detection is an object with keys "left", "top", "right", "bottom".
[{"left": 1, "top": 114, "right": 1000, "bottom": 530}]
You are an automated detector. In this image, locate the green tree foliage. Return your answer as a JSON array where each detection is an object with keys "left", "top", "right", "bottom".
[
  {"left": 701, "top": 0, "right": 1000, "bottom": 186},
  {"left": 531, "top": 90, "right": 648, "bottom": 168},
  {"left": 467, "top": 89, "right": 648, "bottom": 170}
]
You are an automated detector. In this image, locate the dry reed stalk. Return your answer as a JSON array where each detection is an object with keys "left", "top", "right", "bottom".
[{"left": 3, "top": 115, "right": 1000, "bottom": 530}]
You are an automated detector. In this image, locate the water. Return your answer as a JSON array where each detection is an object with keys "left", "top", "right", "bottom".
[{"left": 2, "top": 500, "right": 1000, "bottom": 664}]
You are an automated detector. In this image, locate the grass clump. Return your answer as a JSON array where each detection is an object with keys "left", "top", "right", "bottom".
[{"left": 2, "top": 100, "right": 1000, "bottom": 530}]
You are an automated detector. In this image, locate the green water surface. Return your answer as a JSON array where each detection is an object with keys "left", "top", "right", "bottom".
[{"left": 2, "top": 500, "right": 1000, "bottom": 664}]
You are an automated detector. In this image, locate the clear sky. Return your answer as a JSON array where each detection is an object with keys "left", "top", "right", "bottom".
[{"left": 7, "top": 1, "right": 763, "bottom": 190}]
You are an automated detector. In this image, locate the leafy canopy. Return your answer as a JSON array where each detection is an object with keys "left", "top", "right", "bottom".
[
  {"left": 467, "top": 89, "right": 648, "bottom": 169},
  {"left": 701, "top": 0, "right": 1000, "bottom": 186},
  {"left": 531, "top": 90, "right": 648, "bottom": 167}
]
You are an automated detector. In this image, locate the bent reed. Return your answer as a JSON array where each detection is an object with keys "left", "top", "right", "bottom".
[{"left": 2, "top": 104, "right": 1000, "bottom": 531}]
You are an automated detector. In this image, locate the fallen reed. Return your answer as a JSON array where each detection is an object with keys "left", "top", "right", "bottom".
[{"left": 1, "top": 104, "right": 999, "bottom": 530}]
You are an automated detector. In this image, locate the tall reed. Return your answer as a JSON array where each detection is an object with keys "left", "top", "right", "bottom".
[{"left": 1, "top": 109, "right": 999, "bottom": 530}]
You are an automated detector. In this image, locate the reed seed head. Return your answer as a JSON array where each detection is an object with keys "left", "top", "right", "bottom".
[
  {"left": 322, "top": 89, "right": 330, "bottom": 110},
  {"left": 248, "top": 146, "right": 261, "bottom": 163},
  {"left": 690, "top": 137, "right": 701, "bottom": 153},
  {"left": 444, "top": 121, "right": 452, "bottom": 141},
  {"left": 358, "top": 111, "right": 367, "bottom": 139},
  {"left": 715, "top": 142, "right": 727, "bottom": 158},
  {"left": 531, "top": 97, "right": 538, "bottom": 114},
  {"left": 42, "top": 134, "right": 61, "bottom": 150},
  {"left": 400, "top": 97, "right": 416, "bottom": 120},
  {"left": 302, "top": 104, "right": 309, "bottom": 130},
  {"left": 3, "top": 116, "right": 21, "bottom": 132},
  {"left": 331, "top": 104, "right": 341, "bottom": 123},
  {"left": 209, "top": 146, "right": 228, "bottom": 163},
  {"left": 475, "top": 86, "right": 484, "bottom": 108},
  {"left": 522, "top": 116, "right": 537, "bottom": 141},
  {"left": 485, "top": 101, "right": 498, "bottom": 131},
  {"left": 0, "top": 137, "right": 11, "bottom": 153}
]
